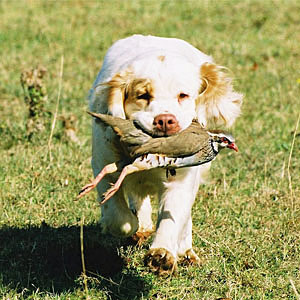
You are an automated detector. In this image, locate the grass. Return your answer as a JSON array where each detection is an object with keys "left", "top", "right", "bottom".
[{"left": 0, "top": 0, "right": 299, "bottom": 299}]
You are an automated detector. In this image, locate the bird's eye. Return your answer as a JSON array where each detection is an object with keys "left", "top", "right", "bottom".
[
  {"left": 178, "top": 93, "right": 189, "bottom": 102},
  {"left": 137, "top": 92, "right": 151, "bottom": 101},
  {"left": 221, "top": 137, "right": 228, "bottom": 143}
]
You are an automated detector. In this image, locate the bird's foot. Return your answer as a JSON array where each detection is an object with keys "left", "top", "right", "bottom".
[
  {"left": 144, "top": 248, "right": 177, "bottom": 276},
  {"left": 101, "top": 185, "right": 119, "bottom": 204},
  {"left": 77, "top": 182, "right": 96, "bottom": 199}
]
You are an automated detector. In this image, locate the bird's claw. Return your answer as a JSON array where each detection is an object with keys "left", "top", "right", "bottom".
[
  {"left": 77, "top": 183, "right": 95, "bottom": 199},
  {"left": 101, "top": 185, "right": 119, "bottom": 204}
]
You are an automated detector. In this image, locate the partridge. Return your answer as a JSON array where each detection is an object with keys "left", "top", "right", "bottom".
[{"left": 78, "top": 112, "right": 238, "bottom": 203}]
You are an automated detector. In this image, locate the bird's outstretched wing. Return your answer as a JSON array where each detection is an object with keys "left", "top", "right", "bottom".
[
  {"left": 133, "top": 122, "right": 210, "bottom": 157},
  {"left": 88, "top": 111, "right": 151, "bottom": 146}
]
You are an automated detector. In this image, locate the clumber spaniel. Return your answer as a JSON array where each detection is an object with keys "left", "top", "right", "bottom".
[{"left": 89, "top": 35, "right": 242, "bottom": 275}]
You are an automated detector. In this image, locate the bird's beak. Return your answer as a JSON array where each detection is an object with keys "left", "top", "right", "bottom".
[{"left": 228, "top": 143, "right": 238, "bottom": 152}]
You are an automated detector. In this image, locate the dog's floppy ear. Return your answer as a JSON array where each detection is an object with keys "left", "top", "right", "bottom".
[
  {"left": 104, "top": 69, "right": 134, "bottom": 118},
  {"left": 196, "top": 63, "right": 243, "bottom": 128}
]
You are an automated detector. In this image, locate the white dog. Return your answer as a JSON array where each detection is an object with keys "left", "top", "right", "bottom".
[{"left": 89, "top": 35, "right": 242, "bottom": 275}]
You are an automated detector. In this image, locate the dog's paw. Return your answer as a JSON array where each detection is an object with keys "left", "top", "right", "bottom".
[
  {"left": 131, "top": 230, "right": 153, "bottom": 247},
  {"left": 144, "top": 248, "right": 177, "bottom": 276},
  {"left": 180, "top": 249, "right": 201, "bottom": 266}
]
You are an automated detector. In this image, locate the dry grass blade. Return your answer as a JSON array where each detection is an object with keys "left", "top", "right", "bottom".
[
  {"left": 80, "top": 216, "right": 89, "bottom": 298},
  {"left": 287, "top": 112, "right": 300, "bottom": 208},
  {"left": 47, "top": 55, "right": 64, "bottom": 164},
  {"left": 290, "top": 279, "right": 300, "bottom": 300}
]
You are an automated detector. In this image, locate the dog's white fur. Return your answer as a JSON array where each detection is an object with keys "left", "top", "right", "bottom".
[{"left": 89, "top": 35, "right": 242, "bottom": 267}]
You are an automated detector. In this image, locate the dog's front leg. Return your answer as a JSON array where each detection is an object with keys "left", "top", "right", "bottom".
[{"left": 145, "top": 165, "right": 206, "bottom": 275}]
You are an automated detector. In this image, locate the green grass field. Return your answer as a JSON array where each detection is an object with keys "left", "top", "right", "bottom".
[{"left": 1, "top": 1, "right": 300, "bottom": 299}]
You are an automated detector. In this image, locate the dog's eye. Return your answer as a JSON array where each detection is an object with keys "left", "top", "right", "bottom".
[
  {"left": 137, "top": 92, "right": 151, "bottom": 101},
  {"left": 178, "top": 93, "right": 189, "bottom": 102}
]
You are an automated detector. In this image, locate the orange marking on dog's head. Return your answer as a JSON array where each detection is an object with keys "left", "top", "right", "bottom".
[
  {"left": 124, "top": 78, "right": 154, "bottom": 118},
  {"left": 157, "top": 55, "right": 166, "bottom": 62}
]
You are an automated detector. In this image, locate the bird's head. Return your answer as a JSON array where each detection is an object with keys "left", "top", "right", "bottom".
[{"left": 207, "top": 131, "right": 238, "bottom": 153}]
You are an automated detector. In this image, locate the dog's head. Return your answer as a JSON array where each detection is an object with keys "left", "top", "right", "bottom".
[{"left": 97, "top": 54, "right": 242, "bottom": 136}]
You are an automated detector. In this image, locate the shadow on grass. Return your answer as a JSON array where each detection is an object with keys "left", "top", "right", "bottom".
[{"left": 0, "top": 223, "right": 151, "bottom": 299}]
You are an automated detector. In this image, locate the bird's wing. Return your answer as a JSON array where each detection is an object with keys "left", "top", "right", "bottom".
[
  {"left": 118, "top": 125, "right": 152, "bottom": 146},
  {"left": 133, "top": 123, "right": 210, "bottom": 157},
  {"left": 88, "top": 111, "right": 151, "bottom": 146}
]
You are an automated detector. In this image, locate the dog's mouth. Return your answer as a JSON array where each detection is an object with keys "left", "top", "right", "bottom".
[
  {"left": 152, "top": 128, "right": 179, "bottom": 137},
  {"left": 133, "top": 120, "right": 162, "bottom": 137}
]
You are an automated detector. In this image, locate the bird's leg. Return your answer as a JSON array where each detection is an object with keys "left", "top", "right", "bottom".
[
  {"left": 77, "top": 162, "right": 118, "bottom": 199},
  {"left": 101, "top": 164, "right": 140, "bottom": 204}
]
